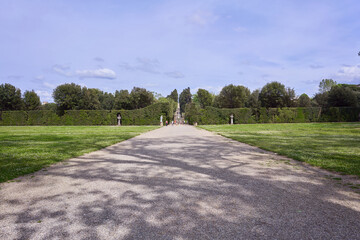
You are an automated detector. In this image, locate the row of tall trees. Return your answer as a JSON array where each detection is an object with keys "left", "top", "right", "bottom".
[
  {"left": 53, "top": 83, "right": 156, "bottom": 112},
  {"left": 177, "top": 80, "right": 360, "bottom": 113},
  {"left": 0, "top": 83, "right": 160, "bottom": 111},
  {"left": 2, "top": 80, "right": 359, "bottom": 112},
  {"left": 0, "top": 83, "right": 41, "bottom": 111}
]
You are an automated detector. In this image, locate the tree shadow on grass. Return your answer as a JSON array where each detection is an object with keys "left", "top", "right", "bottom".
[{"left": 1, "top": 129, "right": 360, "bottom": 239}]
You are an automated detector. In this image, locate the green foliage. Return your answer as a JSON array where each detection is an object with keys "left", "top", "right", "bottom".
[
  {"left": 313, "top": 92, "right": 329, "bottom": 107},
  {"left": 0, "top": 111, "right": 27, "bottom": 125},
  {"left": 129, "top": 87, "right": 155, "bottom": 109},
  {"left": 197, "top": 88, "right": 213, "bottom": 109},
  {"left": 298, "top": 93, "right": 312, "bottom": 107},
  {"left": 185, "top": 106, "right": 360, "bottom": 125},
  {"left": 98, "top": 91, "right": 115, "bottom": 110},
  {"left": 200, "top": 123, "right": 360, "bottom": 176},
  {"left": 0, "top": 102, "right": 175, "bottom": 126},
  {"left": 327, "top": 86, "right": 358, "bottom": 107},
  {"left": 179, "top": 87, "right": 192, "bottom": 113},
  {"left": 23, "top": 90, "right": 41, "bottom": 110},
  {"left": 0, "top": 126, "right": 158, "bottom": 182},
  {"left": 0, "top": 83, "right": 23, "bottom": 110},
  {"left": 114, "top": 90, "right": 132, "bottom": 110},
  {"left": 247, "top": 89, "right": 261, "bottom": 108},
  {"left": 79, "top": 87, "right": 101, "bottom": 110},
  {"left": 259, "top": 81, "right": 287, "bottom": 108},
  {"left": 284, "top": 87, "right": 296, "bottom": 107},
  {"left": 167, "top": 89, "right": 178, "bottom": 102},
  {"left": 217, "top": 84, "right": 250, "bottom": 108},
  {"left": 40, "top": 103, "right": 57, "bottom": 111},
  {"left": 53, "top": 83, "right": 82, "bottom": 112},
  {"left": 184, "top": 103, "right": 200, "bottom": 124},
  {"left": 319, "top": 79, "right": 337, "bottom": 93},
  {"left": 27, "top": 111, "right": 61, "bottom": 125}
]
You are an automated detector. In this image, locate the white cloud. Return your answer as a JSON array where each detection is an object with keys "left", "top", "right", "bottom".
[
  {"left": 188, "top": 11, "right": 218, "bottom": 26},
  {"left": 119, "top": 62, "right": 135, "bottom": 71},
  {"left": 43, "top": 81, "right": 56, "bottom": 89},
  {"left": 75, "top": 68, "right": 117, "bottom": 79},
  {"left": 135, "top": 58, "right": 160, "bottom": 74},
  {"left": 35, "top": 90, "right": 52, "bottom": 102},
  {"left": 52, "top": 64, "right": 72, "bottom": 77},
  {"left": 164, "top": 71, "right": 185, "bottom": 78},
  {"left": 119, "top": 58, "right": 160, "bottom": 74},
  {"left": 35, "top": 75, "right": 44, "bottom": 80},
  {"left": 94, "top": 57, "right": 104, "bottom": 62},
  {"left": 337, "top": 64, "right": 360, "bottom": 79},
  {"left": 309, "top": 64, "right": 324, "bottom": 69}
]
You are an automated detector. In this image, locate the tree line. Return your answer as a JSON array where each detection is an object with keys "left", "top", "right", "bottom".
[
  {"left": 1, "top": 79, "right": 359, "bottom": 112},
  {"left": 178, "top": 79, "right": 360, "bottom": 113},
  {"left": 0, "top": 83, "right": 175, "bottom": 112}
]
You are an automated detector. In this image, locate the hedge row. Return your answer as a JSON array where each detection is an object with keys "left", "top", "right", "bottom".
[
  {"left": 0, "top": 102, "right": 176, "bottom": 126},
  {"left": 185, "top": 104, "right": 360, "bottom": 125}
]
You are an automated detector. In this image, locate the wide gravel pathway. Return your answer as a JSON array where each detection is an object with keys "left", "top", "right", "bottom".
[{"left": 1, "top": 125, "right": 360, "bottom": 239}]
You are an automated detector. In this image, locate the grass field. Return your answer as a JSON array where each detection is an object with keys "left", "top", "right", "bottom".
[
  {"left": 200, "top": 123, "right": 360, "bottom": 176},
  {"left": 0, "top": 126, "right": 158, "bottom": 183}
]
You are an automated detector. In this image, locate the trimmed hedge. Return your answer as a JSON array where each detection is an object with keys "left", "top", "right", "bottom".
[
  {"left": 0, "top": 102, "right": 175, "bottom": 126},
  {"left": 185, "top": 105, "right": 360, "bottom": 125}
]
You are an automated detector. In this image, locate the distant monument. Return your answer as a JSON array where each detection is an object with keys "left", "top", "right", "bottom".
[{"left": 174, "top": 102, "right": 184, "bottom": 124}]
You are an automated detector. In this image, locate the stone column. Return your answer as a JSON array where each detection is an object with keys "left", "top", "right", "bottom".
[
  {"left": 160, "top": 115, "right": 163, "bottom": 126},
  {"left": 230, "top": 114, "right": 234, "bottom": 125}
]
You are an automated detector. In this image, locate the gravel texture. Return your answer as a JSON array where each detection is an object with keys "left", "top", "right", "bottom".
[{"left": 0, "top": 125, "right": 359, "bottom": 240}]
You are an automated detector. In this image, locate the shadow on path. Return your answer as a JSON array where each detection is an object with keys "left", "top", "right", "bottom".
[{"left": 0, "top": 126, "right": 359, "bottom": 239}]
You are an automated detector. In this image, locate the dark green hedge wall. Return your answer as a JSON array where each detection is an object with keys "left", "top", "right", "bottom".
[
  {"left": 185, "top": 105, "right": 360, "bottom": 125},
  {"left": 0, "top": 102, "right": 174, "bottom": 126}
]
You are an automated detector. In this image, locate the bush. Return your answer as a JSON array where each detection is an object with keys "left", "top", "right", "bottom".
[
  {"left": 185, "top": 106, "right": 359, "bottom": 125},
  {"left": 0, "top": 102, "right": 174, "bottom": 126}
]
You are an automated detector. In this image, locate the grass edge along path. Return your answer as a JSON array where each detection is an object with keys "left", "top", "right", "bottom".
[
  {"left": 0, "top": 126, "right": 159, "bottom": 183},
  {"left": 199, "top": 122, "right": 360, "bottom": 177}
]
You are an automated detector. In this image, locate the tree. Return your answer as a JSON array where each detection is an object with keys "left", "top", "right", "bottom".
[
  {"left": 298, "top": 93, "right": 312, "bottom": 107},
  {"left": 53, "top": 83, "right": 82, "bottom": 112},
  {"left": 0, "top": 83, "right": 23, "bottom": 110},
  {"left": 167, "top": 89, "right": 178, "bottom": 102},
  {"left": 114, "top": 90, "right": 132, "bottom": 109},
  {"left": 247, "top": 89, "right": 261, "bottom": 108},
  {"left": 179, "top": 87, "right": 192, "bottom": 113},
  {"left": 284, "top": 87, "right": 296, "bottom": 107},
  {"left": 41, "top": 103, "right": 57, "bottom": 111},
  {"left": 319, "top": 79, "right": 337, "bottom": 93},
  {"left": 23, "top": 90, "right": 41, "bottom": 110},
  {"left": 217, "top": 84, "right": 250, "bottom": 108},
  {"left": 197, "top": 89, "right": 213, "bottom": 109},
  {"left": 79, "top": 87, "right": 101, "bottom": 110},
  {"left": 327, "top": 86, "right": 358, "bottom": 107},
  {"left": 313, "top": 92, "right": 329, "bottom": 107},
  {"left": 94, "top": 90, "right": 114, "bottom": 110},
  {"left": 259, "top": 81, "right": 287, "bottom": 108},
  {"left": 130, "top": 87, "right": 154, "bottom": 109}
]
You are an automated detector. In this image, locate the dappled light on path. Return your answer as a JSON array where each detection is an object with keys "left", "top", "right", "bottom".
[{"left": 0, "top": 125, "right": 359, "bottom": 239}]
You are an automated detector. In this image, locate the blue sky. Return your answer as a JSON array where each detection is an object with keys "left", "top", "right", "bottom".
[{"left": 1, "top": 0, "right": 360, "bottom": 102}]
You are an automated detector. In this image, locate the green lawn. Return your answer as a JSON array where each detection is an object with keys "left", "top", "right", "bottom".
[
  {"left": 200, "top": 123, "right": 360, "bottom": 176},
  {"left": 0, "top": 126, "right": 158, "bottom": 182}
]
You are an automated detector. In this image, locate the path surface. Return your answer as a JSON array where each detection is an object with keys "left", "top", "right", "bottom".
[{"left": 1, "top": 125, "right": 359, "bottom": 239}]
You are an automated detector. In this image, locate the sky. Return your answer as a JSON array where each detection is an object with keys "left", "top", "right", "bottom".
[{"left": 1, "top": 0, "right": 360, "bottom": 102}]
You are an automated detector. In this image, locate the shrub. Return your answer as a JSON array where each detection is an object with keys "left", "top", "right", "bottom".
[
  {"left": 0, "top": 102, "right": 174, "bottom": 126},
  {"left": 185, "top": 106, "right": 360, "bottom": 125}
]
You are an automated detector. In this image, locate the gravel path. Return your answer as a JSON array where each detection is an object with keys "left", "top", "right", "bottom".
[{"left": 1, "top": 125, "right": 359, "bottom": 239}]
